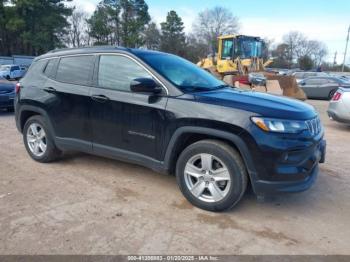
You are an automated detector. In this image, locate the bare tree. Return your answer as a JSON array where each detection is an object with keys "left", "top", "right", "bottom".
[
  {"left": 282, "top": 31, "right": 307, "bottom": 67},
  {"left": 307, "top": 40, "right": 328, "bottom": 67},
  {"left": 279, "top": 31, "right": 328, "bottom": 68},
  {"left": 68, "top": 8, "right": 90, "bottom": 47},
  {"left": 193, "top": 6, "right": 239, "bottom": 53}
]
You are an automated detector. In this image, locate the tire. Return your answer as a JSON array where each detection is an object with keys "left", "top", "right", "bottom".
[
  {"left": 176, "top": 139, "right": 248, "bottom": 212},
  {"left": 5, "top": 75, "right": 10, "bottom": 80},
  {"left": 23, "top": 115, "right": 61, "bottom": 163},
  {"left": 328, "top": 89, "right": 336, "bottom": 100}
]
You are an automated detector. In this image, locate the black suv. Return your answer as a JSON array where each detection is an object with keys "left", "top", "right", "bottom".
[{"left": 15, "top": 47, "right": 326, "bottom": 211}]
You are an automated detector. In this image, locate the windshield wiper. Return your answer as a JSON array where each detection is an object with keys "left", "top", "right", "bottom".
[
  {"left": 180, "top": 84, "right": 230, "bottom": 93},
  {"left": 213, "top": 84, "right": 231, "bottom": 89}
]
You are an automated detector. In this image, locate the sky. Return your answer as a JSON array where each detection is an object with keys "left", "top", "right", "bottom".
[{"left": 71, "top": 0, "right": 350, "bottom": 64}]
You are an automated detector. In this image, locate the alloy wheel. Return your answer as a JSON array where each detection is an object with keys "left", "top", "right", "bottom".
[
  {"left": 26, "top": 123, "right": 47, "bottom": 157},
  {"left": 184, "top": 153, "right": 231, "bottom": 203}
]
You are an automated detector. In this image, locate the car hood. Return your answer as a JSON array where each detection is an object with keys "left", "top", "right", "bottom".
[{"left": 194, "top": 88, "right": 317, "bottom": 120}]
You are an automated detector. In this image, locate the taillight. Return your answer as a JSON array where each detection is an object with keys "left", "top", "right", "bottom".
[
  {"left": 15, "top": 82, "right": 21, "bottom": 94},
  {"left": 332, "top": 91, "right": 342, "bottom": 101}
]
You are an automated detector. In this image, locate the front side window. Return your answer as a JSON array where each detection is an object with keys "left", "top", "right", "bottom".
[
  {"left": 221, "top": 39, "right": 234, "bottom": 59},
  {"left": 56, "top": 56, "right": 94, "bottom": 86},
  {"left": 138, "top": 53, "right": 225, "bottom": 93},
  {"left": 98, "top": 55, "right": 152, "bottom": 92}
]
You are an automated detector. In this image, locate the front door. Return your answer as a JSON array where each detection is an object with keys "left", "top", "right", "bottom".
[{"left": 90, "top": 54, "right": 168, "bottom": 161}]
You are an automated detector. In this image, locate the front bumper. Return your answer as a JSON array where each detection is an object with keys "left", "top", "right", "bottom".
[{"left": 252, "top": 139, "right": 326, "bottom": 195}]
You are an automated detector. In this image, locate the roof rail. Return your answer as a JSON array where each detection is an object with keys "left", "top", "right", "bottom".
[{"left": 47, "top": 45, "right": 128, "bottom": 54}]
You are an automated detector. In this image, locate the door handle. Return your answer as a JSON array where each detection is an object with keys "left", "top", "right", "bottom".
[
  {"left": 91, "top": 94, "right": 109, "bottom": 103},
  {"left": 43, "top": 87, "right": 57, "bottom": 93}
]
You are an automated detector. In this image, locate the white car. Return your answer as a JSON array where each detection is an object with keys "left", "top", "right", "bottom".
[
  {"left": 327, "top": 87, "right": 350, "bottom": 124},
  {"left": 0, "top": 65, "right": 26, "bottom": 80}
]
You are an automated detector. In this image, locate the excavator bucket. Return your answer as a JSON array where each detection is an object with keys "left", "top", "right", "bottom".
[
  {"left": 265, "top": 75, "right": 307, "bottom": 100},
  {"left": 222, "top": 74, "right": 307, "bottom": 101}
]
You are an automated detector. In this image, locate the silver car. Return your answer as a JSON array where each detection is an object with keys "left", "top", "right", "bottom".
[
  {"left": 327, "top": 87, "right": 350, "bottom": 124},
  {"left": 299, "top": 76, "right": 350, "bottom": 100},
  {"left": 293, "top": 71, "right": 328, "bottom": 84}
]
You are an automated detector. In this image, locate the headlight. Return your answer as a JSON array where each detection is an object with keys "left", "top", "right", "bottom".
[{"left": 251, "top": 117, "right": 308, "bottom": 133}]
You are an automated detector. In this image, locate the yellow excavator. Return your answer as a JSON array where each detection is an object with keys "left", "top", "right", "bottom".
[{"left": 197, "top": 35, "right": 306, "bottom": 100}]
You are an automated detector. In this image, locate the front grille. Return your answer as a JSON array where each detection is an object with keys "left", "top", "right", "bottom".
[{"left": 306, "top": 117, "right": 321, "bottom": 136}]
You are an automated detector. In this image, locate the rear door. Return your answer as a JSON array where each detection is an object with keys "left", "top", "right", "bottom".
[
  {"left": 44, "top": 55, "right": 95, "bottom": 152},
  {"left": 90, "top": 54, "right": 168, "bottom": 161}
]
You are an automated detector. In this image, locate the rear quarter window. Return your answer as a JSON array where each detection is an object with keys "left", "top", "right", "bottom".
[
  {"left": 24, "top": 60, "right": 47, "bottom": 79},
  {"left": 43, "top": 58, "right": 58, "bottom": 78},
  {"left": 56, "top": 56, "right": 95, "bottom": 86}
]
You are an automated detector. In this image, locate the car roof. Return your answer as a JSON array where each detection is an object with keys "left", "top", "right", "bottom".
[
  {"left": 35, "top": 46, "right": 165, "bottom": 61},
  {"left": 305, "top": 76, "right": 342, "bottom": 81}
]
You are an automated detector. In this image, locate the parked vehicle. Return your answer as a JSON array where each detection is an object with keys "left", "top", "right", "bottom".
[
  {"left": 0, "top": 64, "right": 26, "bottom": 80},
  {"left": 0, "top": 76, "right": 15, "bottom": 111},
  {"left": 299, "top": 76, "right": 350, "bottom": 100},
  {"left": 292, "top": 72, "right": 328, "bottom": 84},
  {"left": 15, "top": 47, "right": 326, "bottom": 212},
  {"left": 327, "top": 87, "right": 350, "bottom": 124}
]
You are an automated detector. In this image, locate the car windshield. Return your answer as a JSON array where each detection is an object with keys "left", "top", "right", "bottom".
[
  {"left": 236, "top": 38, "right": 263, "bottom": 58},
  {"left": 138, "top": 53, "right": 227, "bottom": 93},
  {"left": 0, "top": 65, "right": 10, "bottom": 71}
]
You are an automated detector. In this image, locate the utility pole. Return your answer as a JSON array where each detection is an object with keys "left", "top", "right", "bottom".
[
  {"left": 333, "top": 51, "right": 337, "bottom": 66},
  {"left": 342, "top": 25, "right": 350, "bottom": 72}
]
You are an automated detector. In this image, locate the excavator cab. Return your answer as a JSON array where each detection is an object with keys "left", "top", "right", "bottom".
[
  {"left": 216, "top": 35, "right": 267, "bottom": 74},
  {"left": 218, "top": 35, "right": 264, "bottom": 60}
]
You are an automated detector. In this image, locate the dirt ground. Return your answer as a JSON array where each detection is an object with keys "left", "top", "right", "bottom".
[{"left": 0, "top": 100, "right": 349, "bottom": 255}]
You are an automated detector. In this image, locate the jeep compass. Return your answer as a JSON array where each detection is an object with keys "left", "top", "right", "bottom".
[{"left": 15, "top": 47, "right": 326, "bottom": 212}]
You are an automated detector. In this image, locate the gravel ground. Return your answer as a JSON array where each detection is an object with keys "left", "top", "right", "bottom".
[{"left": 0, "top": 100, "right": 349, "bottom": 255}]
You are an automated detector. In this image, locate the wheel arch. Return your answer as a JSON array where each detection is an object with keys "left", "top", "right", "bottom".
[
  {"left": 18, "top": 105, "right": 55, "bottom": 137},
  {"left": 163, "top": 127, "right": 257, "bottom": 182}
]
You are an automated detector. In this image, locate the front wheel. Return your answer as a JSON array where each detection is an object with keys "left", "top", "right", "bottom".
[{"left": 176, "top": 140, "right": 248, "bottom": 212}]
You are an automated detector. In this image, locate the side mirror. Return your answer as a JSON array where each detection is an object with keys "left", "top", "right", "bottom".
[{"left": 130, "top": 78, "right": 162, "bottom": 94}]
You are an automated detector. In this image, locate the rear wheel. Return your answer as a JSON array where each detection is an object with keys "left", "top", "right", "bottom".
[
  {"left": 176, "top": 140, "right": 248, "bottom": 212},
  {"left": 23, "top": 115, "right": 61, "bottom": 163}
]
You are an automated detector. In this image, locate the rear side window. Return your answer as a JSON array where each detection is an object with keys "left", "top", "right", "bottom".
[
  {"left": 11, "top": 66, "right": 20, "bottom": 71},
  {"left": 56, "top": 56, "right": 94, "bottom": 86}
]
